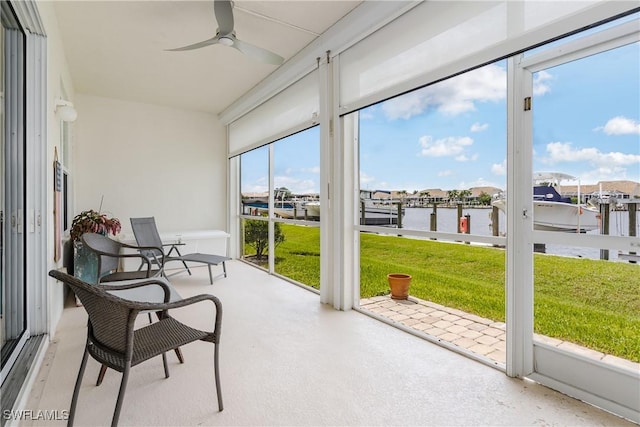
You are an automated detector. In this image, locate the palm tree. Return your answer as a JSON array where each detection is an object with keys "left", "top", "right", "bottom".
[
  {"left": 459, "top": 189, "right": 472, "bottom": 205},
  {"left": 447, "top": 189, "right": 459, "bottom": 206},
  {"left": 478, "top": 191, "right": 492, "bottom": 206},
  {"left": 419, "top": 190, "right": 431, "bottom": 207}
]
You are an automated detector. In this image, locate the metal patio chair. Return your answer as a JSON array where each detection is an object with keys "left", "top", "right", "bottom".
[
  {"left": 48, "top": 269, "right": 223, "bottom": 427},
  {"left": 130, "top": 217, "right": 231, "bottom": 284}
]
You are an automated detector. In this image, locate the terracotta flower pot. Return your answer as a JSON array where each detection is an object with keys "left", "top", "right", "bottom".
[{"left": 387, "top": 273, "right": 412, "bottom": 300}]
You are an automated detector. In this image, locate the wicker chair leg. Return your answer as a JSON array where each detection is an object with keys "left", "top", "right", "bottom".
[
  {"left": 222, "top": 261, "right": 227, "bottom": 278},
  {"left": 162, "top": 353, "right": 170, "bottom": 378},
  {"left": 68, "top": 347, "right": 89, "bottom": 427},
  {"left": 207, "top": 265, "right": 213, "bottom": 284},
  {"left": 112, "top": 364, "right": 131, "bottom": 427},
  {"left": 214, "top": 344, "right": 223, "bottom": 411},
  {"left": 96, "top": 365, "right": 108, "bottom": 386}
]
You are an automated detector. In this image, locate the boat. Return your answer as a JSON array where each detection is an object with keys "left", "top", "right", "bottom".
[
  {"left": 243, "top": 200, "right": 310, "bottom": 219},
  {"left": 359, "top": 190, "right": 405, "bottom": 226},
  {"left": 303, "top": 201, "right": 321, "bottom": 218},
  {"left": 241, "top": 190, "right": 405, "bottom": 225},
  {"left": 242, "top": 191, "right": 320, "bottom": 220},
  {"left": 492, "top": 172, "right": 600, "bottom": 232}
]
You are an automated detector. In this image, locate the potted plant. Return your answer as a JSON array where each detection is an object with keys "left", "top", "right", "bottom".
[
  {"left": 70, "top": 209, "right": 122, "bottom": 242},
  {"left": 69, "top": 209, "right": 121, "bottom": 282},
  {"left": 387, "top": 273, "right": 412, "bottom": 300}
]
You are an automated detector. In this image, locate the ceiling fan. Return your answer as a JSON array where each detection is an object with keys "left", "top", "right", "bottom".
[{"left": 167, "top": 0, "right": 285, "bottom": 65}]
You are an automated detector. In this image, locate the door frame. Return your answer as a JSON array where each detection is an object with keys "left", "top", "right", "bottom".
[{"left": 510, "top": 19, "right": 640, "bottom": 422}]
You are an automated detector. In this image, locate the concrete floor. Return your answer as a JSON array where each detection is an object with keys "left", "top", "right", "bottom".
[{"left": 23, "top": 262, "right": 636, "bottom": 426}]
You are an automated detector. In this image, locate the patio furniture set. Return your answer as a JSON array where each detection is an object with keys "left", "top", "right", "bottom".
[{"left": 50, "top": 217, "right": 230, "bottom": 426}]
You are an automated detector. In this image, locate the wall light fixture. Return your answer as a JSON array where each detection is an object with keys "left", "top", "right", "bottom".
[{"left": 55, "top": 98, "right": 78, "bottom": 122}]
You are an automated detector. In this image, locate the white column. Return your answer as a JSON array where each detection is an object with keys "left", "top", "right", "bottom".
[
  {"left": 227, "top": 154, "right": 240, "bottom": 259},
  {"left": 505, "top": 55, "right": 534, "bottom": 378},
  {"left": 318, "top": 54, "right": 358, "bottom": 311},
  {"left": 319, "top": 53, "right": 333, "bottom": 306}
]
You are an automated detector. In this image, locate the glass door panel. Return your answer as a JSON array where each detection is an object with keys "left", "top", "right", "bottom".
[
  {"left": 1, "top": 21, "right": 28, "bottom": 381},
  {"left": 239, "top": 146, "right": 269, "bottom": 269},
  {"left": 272, "top": 127, "right": 320, "bottom": 288},
  {"left": 530, "top": 41, "right": 639, "bottom": 365},
  {"left": 521, "top": 21, "right": 640, "bottom": 419},
  {"left": 356, "top": 60, "right": 508, "bottom": 365}
]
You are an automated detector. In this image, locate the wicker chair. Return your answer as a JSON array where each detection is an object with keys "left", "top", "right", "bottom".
[
  {"left": 81, "top": 232, "right": 186, "bottom": 385},
  {"left": 49, "top": 270, "right": 223, "bottom": 427},
  {"left": 80, "top": 232, "right": 165, "bottom": 283}
]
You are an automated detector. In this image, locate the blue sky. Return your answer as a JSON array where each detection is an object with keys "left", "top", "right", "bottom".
[{"left": 242, "top": 26, "right": 639, "bottom": 196}]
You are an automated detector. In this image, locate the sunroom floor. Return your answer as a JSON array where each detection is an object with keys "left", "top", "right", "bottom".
[{"left": 23, "top": 262, "right": 635, "bottom": 426}]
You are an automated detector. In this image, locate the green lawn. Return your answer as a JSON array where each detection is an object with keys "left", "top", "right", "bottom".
[{"left": 245, "top": 223, "right": 640, "bottom": 362}]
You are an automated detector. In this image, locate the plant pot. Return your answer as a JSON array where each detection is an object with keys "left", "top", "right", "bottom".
[
  {"left": 63, "top": 239, "right": 75, "bottom": 274},
  {"left": 73, "top": 240, "right": 99, "bottom": 284},
  {"left": 387, "top": 273, "right": 412, "bottom": 300}
]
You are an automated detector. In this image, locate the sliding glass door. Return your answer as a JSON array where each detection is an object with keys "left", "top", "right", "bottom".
[
  {"left": 517, "top": 18, "right": 639, "bottom": 420},
  {"left": 1, "top": 7, "right": 28, "bottom": 383}
]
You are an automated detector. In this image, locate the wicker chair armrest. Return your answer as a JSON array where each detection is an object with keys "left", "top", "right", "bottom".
[
  {"left": 87, "top": 245, "right": 158, "bottom": 263},
  {"left": 128, "top": 294, "right": 222, "bottom": 340},
  {"left": 160, "top": 294, "right": 222, "bottom": 341},
  {"left": 155, "top": 293, "right": 221, "bottom": 311},
  {"left": 112, "top": 252, "right": 160, "bottom": 277}
]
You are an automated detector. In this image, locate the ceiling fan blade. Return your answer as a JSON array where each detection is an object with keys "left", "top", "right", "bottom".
[
  {"left": 166, "top": 36, "right": 220, "bottom": 52},
  {"left": 232, "top": 38, "right": 284, "bottom": 65},
  {"left": 214, "top": 0, "right": 234, "bottom": 35}
]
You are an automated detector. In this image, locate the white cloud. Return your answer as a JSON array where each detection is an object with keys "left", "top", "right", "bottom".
[
  {"left": 533, "top": 70, "right": 553, "bottom": 96},
  {"left": 438, "top": 170, "right": 453, "bottom": 177},
  {"left": 302, "top": 166, "right": 320, "bottom": 174},
  {"left": 579, "top": 166, "right": 632, "bottom": 184},
  {"left": 491, "top": 159, "right": 506, "bottom": 175},
  {"left": 470, "top": 122, "right": 489, "bottom": 132},
  {"left": 360, "top": 171, "right": 376, "bottom": 185},
  {"left": 459, "top": 177, "right": 503, "bottom": 189},
  {"left": 455, "top": 153, "right": 479, "bottom": 162},
  {"left": 543, "top": 142, "right": 640, "bottom": 174},
  {"left": 381, "top": 63, "right": 506, "bottom": 120},
  {"left": 594, "top": 116, "right": 640, "bottom": 135},
  {"left": 244, "top": 175, "right": 268, "bottom": 194},
  {"left": 359, "top": 110, "right": 375, "bottom": 120},
  {"left": 418, "top": 135, "right": 474, "bottom": 159},
  {"left": 274, "top": 176, "right": 317, "bottom": 194}
]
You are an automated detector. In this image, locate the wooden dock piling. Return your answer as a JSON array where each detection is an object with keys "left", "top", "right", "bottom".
[
  {"left": 600, "top": 202, "right": 610, "bottom": 260},
  {"left": 491, "top": 206, "right": 499, "bottom": 237},
  {"left": 627, "top": 203, "right": 637, "bottom": 264}
]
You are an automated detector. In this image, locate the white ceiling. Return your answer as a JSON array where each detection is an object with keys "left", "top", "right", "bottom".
[{"left": 53, "top": 1, "right": 361, "bottom": 115}]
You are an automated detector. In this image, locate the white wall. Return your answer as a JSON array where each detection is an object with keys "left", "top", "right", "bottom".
[
  {"left": 73, "top": 95, "right": 227, "bottom": 235},
  {"left": 38, "top": 1, "right": 77, "bottom": 337},
  {"left": 37, "top": 2, "right": 227, "bottom": 341}
]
